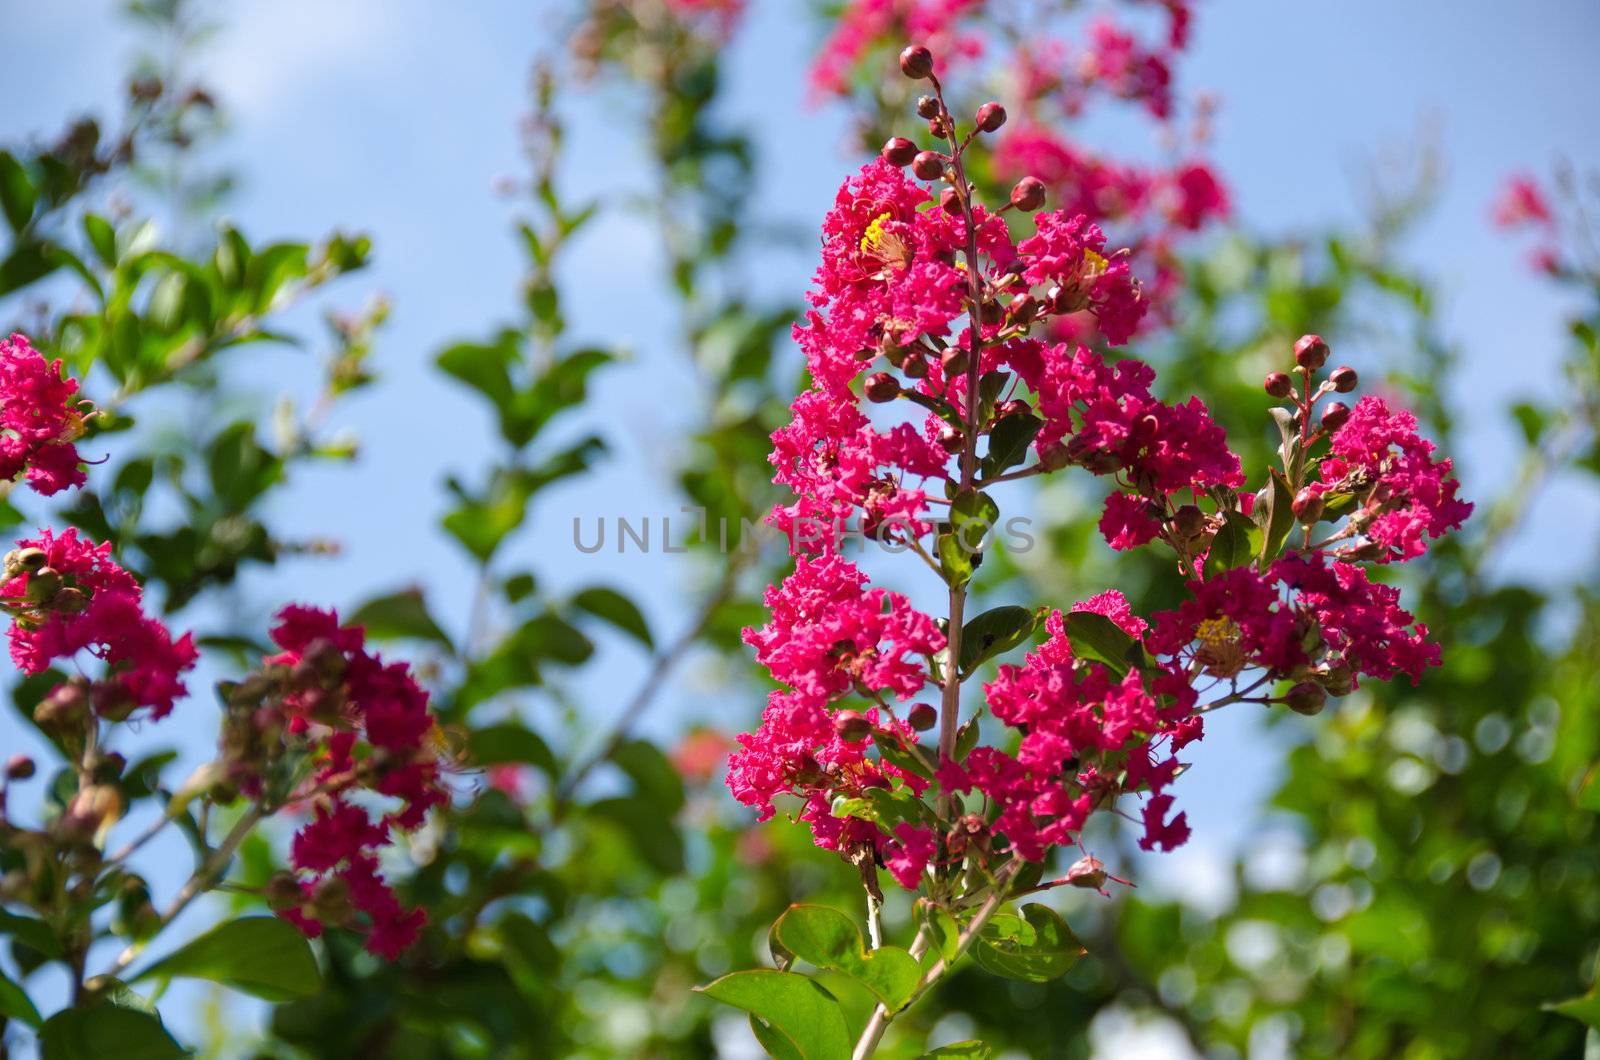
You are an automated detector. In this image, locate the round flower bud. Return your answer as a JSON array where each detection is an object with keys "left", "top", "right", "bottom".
[
  {"left": 1320, "top": 661, "right": 1355, "bottom": 697},
  {"left": 908, "top": 703, "right": 937, "bottom": 731},
  {"left": 975, "top": 101, "right": 1007, "bottom": 132},
  {"left": 937, "top": 423, "right": 963, "bottom": 453},
  {"left": 1320, "top": 401, "right": 1350, "bottom": 432},
  {"left": 911, "top": 150, "right": 947, "bottom": 181},
  {"left": 899, "top": 44, "right": 934, "bottom": 79},
  {"left": 1037, "top": 441, "right": 1071, "bottom": 471},
  {"left": 1009, "top": 176, "right": 1046, "bottom": 212},
  {"left": 881, "top": 136, "right": 918, "bottom": 167},
  {"left": 1285, "top": 681, "right": 1327, "bottom": 716},
  {"left": 1330, "top": 365, "right": 1358, "bottom": 392},
  {"left": 940, "top": 346, "right": 969, "bottom": 377},
  {"left": 995, "top": 399, "right": 1030, "bottom": 421},
  {"left": 833, "top": 710, "right": 872, "bottom": 742},
  {"left": 1293, "top": 333, "right": 1330, "bottom": 370},
  {"left": 939, "top": 187, "right": 962, "bottom": 215},
  {"left": 902, "top": 352, "right": 929, "bottom": 379},
  {"left": 1263, "top": 371, "right": 1293, "bottom": 398},
  {"left": 1064, "top": 854, "right": 1109, "bottom": 890},
  {"left": 1291, "top": 487, "right": 1324, "bottom": 524},
  {"left": 864, "top": 372, "right": 900, "bottom": 402},
  {"left": 1009, "top": 293, "right": 1040, "bottom": 325},
  {"left": 264, "top": 872, "right": 304, "bottom": 912},
  {"left": 915, "top": 94, "right": 940, "bottom": 119},
  {"left": 5, "top": 754, "right": 35, "bottom": 781},
  {"left": 1171, "top": 503, "right": 1208, "bottom": 540}
]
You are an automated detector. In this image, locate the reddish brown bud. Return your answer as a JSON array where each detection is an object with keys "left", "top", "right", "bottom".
[
  {"left": 939, "top": 186, "right": 961, "bottom": 215},
  {"left": 1330, "top": 365, "right": 1358, "bottom": 392},
  {"left": 899, "top": 44, "right": 934, "bottom": 79},
  {"left": 1294, "top": 333, "right": 1330, "bottom": 370},
  {"left": 864, "top": 372, "right": 900, "bottom": 402},
  {"left": 1037, "top": 441, "right": 1071, "bottom": 471},
  {"left": 1291, "top": 487, "right": 1324, "bottom": 524},
  {"left": 927, "top": 116, "right": 946, "bottom": 138},
  {"left": 833, "top": 710, "right": 872, "bottom": 742},
  {"left": 911, "top": 150, "right": 946, "bottom": 181},
  {"left": 995, "top": 399, "right": 1030, "bottom": 421},
  {"left": 937, "top": 423, "right": 963, "bottom": 453},
  {"left": 915, "top": 94, "right": 940, "bottom": 119},
  {"left": 264, "top": 872, "right": 304, "bottom": 912},
  {"left": 1009, "top": 176, "right": 1046, "bottom": 212},
  {"left": 1263, "top": 371, "right": 1293, "bottom": 398},
  {"left": 1064, "top": 854, "right": 1109, "bottom": 890},
  {"left": 1320, "top": 661, "right": 1355, "bottom": 697},
  {"left": 1320, "top": 401, "right": 1350, "bottom": 432},
  {"left": 5, "top": 754, "right": 35, "bottom": 781},
  {"left": 881, "top": 136, "right": 917, "bottom": 167},
  {"left": 908, "top": 703, "right": 937, "bottom": 731},
  {"left": 975, "top": 101, "right": 1007, "bottom": 132},
  {"left": 940, "top": 346, "right": 969, "bottom": 377},
  {"left": 1008, "top": 293, "right": 1040, "bottom": 325},
  {"left": 1285, "top": 681, "right": 1327, "bottom": 716},
  {"left": 1171, "top": 503, "right": 1208, "bottom": 540},
  {"left": 902, "top": 352, "right": 929, "bottom": 379}
]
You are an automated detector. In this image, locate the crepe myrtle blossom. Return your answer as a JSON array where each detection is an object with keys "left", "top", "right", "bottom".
[
  {"left": 714, "top": 44, "right": 1466, "bottom": 1057},
  {"left": 229, "top": 606, "right": 447, "bottom": 959},
  {"left": 0, "top": 333, "right": 90, "bottom": 495},
  {"left": 3, "top": 528, "right": 197, "bottom": 723}
]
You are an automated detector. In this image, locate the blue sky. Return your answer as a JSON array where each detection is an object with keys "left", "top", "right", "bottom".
[{"left": 3, "top": 0, "right": 1598, "bottom": 1051}]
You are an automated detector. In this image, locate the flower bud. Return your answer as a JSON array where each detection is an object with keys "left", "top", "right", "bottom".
[
  {"left": 1291, "top": 487, "right": 1324, "bottom": 524},
  {"left": 939, "top": 186, "right": 962, "bottom": 215},
  {"left": 899, "top": 44, "right": 934, "bottom": 79},
  {"left": 833, "top": 710, "right": 872, "bottom": 742},
  {"left": 975, "top": 101, "right": 1007, "bottom": 132},
  {"left": 51, "top": 587, "right": 88, "bottom": 614},
  {"left": 911, "top": 151, "right": 946, "bottom": 181},
  {"left": 927, "top": 116, "right": 946, "bottom": 138},
  {"left": 1008, "top": 293, "right": 1040, "bottom": 325},
  {"left": 1171, "top": 503, "right": 1208, "bottom": 541},
  {"left": 1037, "top": 441, "right": 1071, "bottom": 471},
  {"left": 995, "top": 399, "right": 1030, "bottom": 421},
  {"left": 1263, "top": 371, "right": 1293, "bottom": 398},
  {"left": 902, "top": 352, "right": 929, "bottom": 379},
  {"left": 1330, "top": 365, "right": 1358, "bottom": 392},
  {"left": 1320, "top": 661, "right": 1355, "bottom": 697},
  {"left": 915, "top": 94, "right": 940, "bottom": 119},
  {"left": 264, "top": 872, "right": 304, "bottom": 912},
  {"left": 1320, "top": 401, "right": 1350, "bottom": 433},
  {"left": 2, "top": 546, "right": 48, "bottom": 581},
  {"left": 908, "top": 703, "right": 937, "bottom": 731},
  {"left": 311, "top": 875, "right": 354, "bottom": 923},
  {"left": 881, "top": 136, "right": 917, "bottom": 167},
  {"left": 864, "top": 372, "right": 900, "bottom": 402},
  {"left": 1064, "top": 854, "right": 1109, "bottom": 890},
  {"left": 1285, "top": 681, "right": 1327, "bottom": 716},
  {"left": 24, "top": 567, "right": 62, "bottom": 603},
  {"left": 940, "top": 346, "right": 969, "bottom": 377},
  {"left": 35, "top": 680, "right": 89, "bottom": 730},
  {"left": 5, "top": 754, "right": 35, "bottom": 781},
  {"left": 937, "top": 423, "right": 963, "bottom": 454},
  {"left": 1293, "top": 333, "right": 1330, "bottom": 370},
  {"left": 1009, "top": 176, "right": 1046, "bottom": 212}
]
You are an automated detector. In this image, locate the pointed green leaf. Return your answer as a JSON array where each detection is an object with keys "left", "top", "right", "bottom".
[
  {"left": 1203, "top": 510, "right": 1260, "bottom": 580},
  {"left": 570, "top": 586, "right": 653, "bottom": 649},
  {"left": 134, "top": 916, "right": 321, "bottom": 1001},
  {"left": 0, "top": 967, "right": 41, "bottom": 1028},
  {"left": 696, "top": 969, "right": 851, "bottom": 1060},
  {"left": 971, "top": 905, "right": 1084, "bottom": 983},
  {"left": 958, "top": 605, "right": 1037, "bottom": 676},
  {"left": 772, "top": 905, "right": 921, "bottom": 1010},
  {"left": 38, "top": 1002, "right": 186, "bottom": 1060},
  {"left": 349, "top": 586, "right": 453, "bottom": 649}
]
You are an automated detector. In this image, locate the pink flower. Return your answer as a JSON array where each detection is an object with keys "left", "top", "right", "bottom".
[
  {"left": 263, "top": 605, "right": 445, "bottom": 958},
  {"left": 1017, "top": 213, "right": 1146, "bottom": 344},
  {"left": 0, "top": 333, "right": 88, "bottom": 495},
  {"left": 1162, "top": 162, "right": 1231, "bottom": 231},
  {"left": 1313, "top": 395, "right": 1472, "bottom": 563},
  {"left": 3, "top": 527, "right": 196, "bottom": 720},
  {"left": 1491, "top": 175, "right": 1553, "bottom": 229}
]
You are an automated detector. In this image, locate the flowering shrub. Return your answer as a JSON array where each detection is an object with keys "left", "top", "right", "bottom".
[{"left": 707, "top": 45, "right": 1469, "bottom": 1057}]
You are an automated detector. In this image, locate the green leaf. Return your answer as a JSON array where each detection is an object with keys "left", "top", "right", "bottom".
[
  {"left": 0, "top": 966, "right": 41, "bottom": 1028},
  {"left": 772, "top": 905, "right": 921, "bottom": 1010},
  {"left": 937, "top": 533, "right": 975, "bottom": 590},
  {"left": 1062, "top": 611, "right": 1142, "bottom": 677},
  {"left": 917, "top": 900, "right": 960, "bottom": 963},
  {"left": 1579, "top": 763, "right": 1600, "bottom": 813},
  {"left": 696, "top": 970, "right": 851, "bottom": 1060},
  {"left": 1203, "top": 510, "right": 1260, "bottom": 580},
  {"left": 570, "top": 586, "right": 653, "bottom": 648},
  {"left": 467, "top": 723, "right": 556, "bottom": 775},
  {"left": 38, "top": 1002, "right": 187, "bottom": 1060},
  {"left": 1256, "top": 470, "right": 1296, "bottom": 570},
  {"left": 832, "top": 786, "right": 934, "bottom": 832},
  {"left": 958, "top": 606, "right": 1037, "bottom": 676},
  {"left": 874, "top": 734, "right": 934, "bottom": 781},
  {"left": 0, "top": 909, "right": 63, "bottom": 957},
  {"left": 1545, "top": 971, "right": 1600, "bottom": 1030},
  {"left": 919, "top": 1043, "right": 993, "bottom": 1059},
  {"left": 971, "top": 905, "right": 1083, "bottom": 983},
  {"left": 0, "top": 150, "right": 36, "bottom": 232},
  {"left": 981, "top": 413, "right": 1042, "bottom": 479},
  {"left": 349, "top": 587, "right": 453, "bottom": 649},
  {"left": 83, "top": 214, "right": 117, "bottom": 267},
  {"left": 134, "top": 917, "right": 322, "bottom": 1002}
]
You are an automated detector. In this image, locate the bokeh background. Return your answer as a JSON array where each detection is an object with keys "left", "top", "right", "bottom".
[{"left": 3, "top": 1, "right": 1598, "bottom": 1057}]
